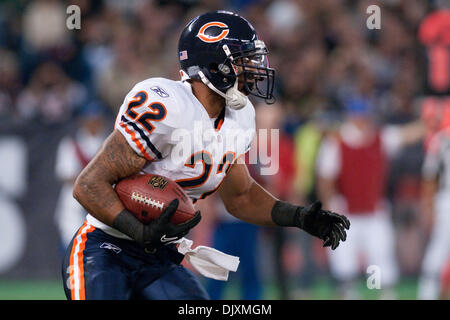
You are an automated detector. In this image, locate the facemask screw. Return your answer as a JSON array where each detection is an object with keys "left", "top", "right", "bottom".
[{"left": 219, "top": 64, "right": 230, "bottom": 74}]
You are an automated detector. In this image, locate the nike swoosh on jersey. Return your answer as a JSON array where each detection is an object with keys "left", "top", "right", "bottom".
[{"left": 160, "top": 235, "right": 178, "bottom": 243}]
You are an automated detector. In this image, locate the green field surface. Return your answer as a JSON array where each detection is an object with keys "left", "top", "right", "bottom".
[
  {"left": 221, "top": 278, "right": 418, "bottom": 300},
  {"left": 0, "top": 280, "right": 66, "bottom": 300},
  {"left": 0, "top": 278, "right": 419, "bottom": 300}
]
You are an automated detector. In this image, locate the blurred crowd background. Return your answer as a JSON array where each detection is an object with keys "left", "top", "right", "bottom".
[{"left": 0, "top": 0, "right": 449, "bottom": 299}]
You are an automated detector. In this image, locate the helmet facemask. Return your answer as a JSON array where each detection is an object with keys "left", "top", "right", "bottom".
[{"left": 223, "top": 40, "right": 275, "bottom": 104}]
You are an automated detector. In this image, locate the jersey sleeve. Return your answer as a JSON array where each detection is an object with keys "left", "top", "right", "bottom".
[{"left": 115, "top": 80, "right": 180, "bottom": 161}]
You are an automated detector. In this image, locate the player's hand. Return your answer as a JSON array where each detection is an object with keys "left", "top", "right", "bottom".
[
  {"left": 295, "top": 201, "right": 350, "bottom": 250},
  {"left": 143, "top": 199, "right": 201, "bottom": 250}
]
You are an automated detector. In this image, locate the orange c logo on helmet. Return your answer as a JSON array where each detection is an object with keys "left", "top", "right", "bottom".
[{"left": 197, "top": 21, "right": 229, "bottom": 43}]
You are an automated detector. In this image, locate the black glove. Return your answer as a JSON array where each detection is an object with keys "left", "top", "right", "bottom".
[
  {"left": 113, "top": 198, "right": 201, "bottom": 250},
  {"left": 271, "top": 200, "right": 350, "bottom": 250},
  {"left": 295, "top": 201, "right": 350, "bottom": 250},
  {"left": 142, "top": 198, "right": 201, "bottom": 250}
]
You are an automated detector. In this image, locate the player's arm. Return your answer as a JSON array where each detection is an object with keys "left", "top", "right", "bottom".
[
  {"left": 218, "top": 160, "right": 350, "bottom": 250},
  {"left": 73, "top": 130, "right": 200, "bottom": 246},
  {"left": 421, "top": 177, "right": 437, "bottom": 213},
  {"left": 73, "top": 130, "right": 146, "bottom": 226},
  {"left": 420, "top": 135, "right": 441, "bottom": 232},
  {"left": 421, "top": 176, "right": 438, "bottom": 231},
  {"left": 218, "top": 161, "right": 276, "bottom": 226},
  {"left": 397, "top": 120, "right": 425, "bottom": 146}
]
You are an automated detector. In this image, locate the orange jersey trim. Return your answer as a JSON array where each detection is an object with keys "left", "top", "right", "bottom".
[
  {"left": 119, "top": 122, "right": 154, "bottom": 161},
  {"left": 69, "top": 221, "right": 95, "bottom": 300},
  {"left": 215, "top": 118, "right": 224, "bottom": 131}
]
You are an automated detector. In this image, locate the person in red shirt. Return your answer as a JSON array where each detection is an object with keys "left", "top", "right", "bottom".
[{"left": 316, "top": 97, "right": 423, "bottom": 299}]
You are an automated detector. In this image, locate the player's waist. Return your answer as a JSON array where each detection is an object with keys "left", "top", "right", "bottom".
[
  {"left": 79, "top": 221, "right": 184, "bottom": 263},
  {"left": 86, "top": 214, "right": 133, "bottom": 240}
]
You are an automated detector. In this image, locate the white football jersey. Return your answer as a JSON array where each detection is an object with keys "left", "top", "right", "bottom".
[{"left": 86, "top": 77, "right": 256, "bottom": 238}]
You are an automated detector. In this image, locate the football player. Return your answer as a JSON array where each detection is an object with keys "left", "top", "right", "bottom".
[
  {"left": 418, "top": 110, "right": 450, "bottom": 300},
  {"left": 62, "top": 11, "right": 350, "bottom": 300}
]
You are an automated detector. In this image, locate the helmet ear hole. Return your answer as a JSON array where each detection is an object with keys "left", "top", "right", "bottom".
[{"left": 209, "top": 63, "right": 219, "bottom": 73}]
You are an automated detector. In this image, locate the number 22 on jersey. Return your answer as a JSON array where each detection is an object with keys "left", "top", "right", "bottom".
[
  {"left": 176, "top": 151, "right": 236, "bottom": 201},
  {"left": 124, "top": 91, "right": 167, "bottom": 134}
]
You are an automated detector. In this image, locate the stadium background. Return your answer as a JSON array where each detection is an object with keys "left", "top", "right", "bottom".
[{"left": 0, "top": 0, "right": 448, "bottom": 299}]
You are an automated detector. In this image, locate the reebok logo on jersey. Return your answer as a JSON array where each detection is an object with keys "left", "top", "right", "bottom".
[
  {"left": 100, "top": 242, "right": 122, "bottom": 254},
  {"left": 151, "top": 86, "right": 169, "bottom": 98}
]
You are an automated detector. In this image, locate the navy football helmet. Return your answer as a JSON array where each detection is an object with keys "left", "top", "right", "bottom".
[{"left": 178, "top": 10, "right": 275, "bottom": 108}]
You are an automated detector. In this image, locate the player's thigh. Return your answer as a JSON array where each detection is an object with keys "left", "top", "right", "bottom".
[
  {"left": 62, "top": 225, "right": 133, "bottom": 300},
  {"left": 139, "top": 264, "right": 210, "bottom": 300}
]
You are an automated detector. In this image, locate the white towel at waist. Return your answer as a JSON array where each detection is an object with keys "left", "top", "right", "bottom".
[{"left": 174, "top": 237, "right": 240, "bottom": 281}]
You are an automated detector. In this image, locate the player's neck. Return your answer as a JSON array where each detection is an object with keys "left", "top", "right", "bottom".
[{"left": 190, "top": 80, "right": 225, "bottom": 118}]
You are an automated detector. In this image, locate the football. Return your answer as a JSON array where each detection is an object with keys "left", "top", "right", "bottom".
[{"left": 115, "top": 173, "right": 196, "bottom": 225}]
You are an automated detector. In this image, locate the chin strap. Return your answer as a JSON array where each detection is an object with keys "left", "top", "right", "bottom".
[
  {"left": 225, "top": 78, "right": 248, "bottom": 110},
  {"left": 180, "top": 69, "right": 247, "bottom": 110},
  {"left": 198, "top": 71, "right": 247, "bottom": 110}
]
